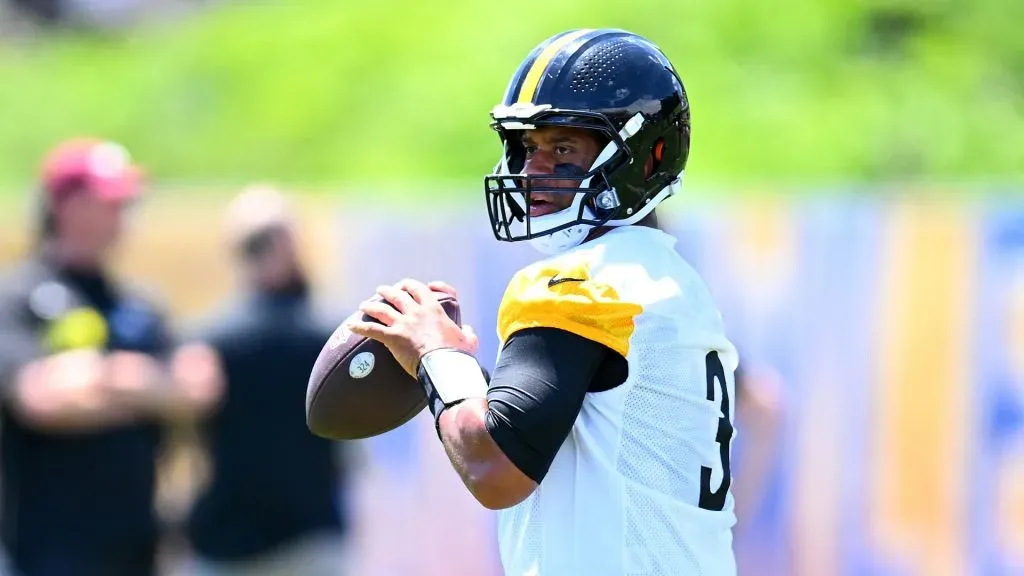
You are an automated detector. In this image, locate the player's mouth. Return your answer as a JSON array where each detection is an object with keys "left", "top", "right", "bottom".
[{"left": 528, "top": 195, "right": 565, "bottom": 217}]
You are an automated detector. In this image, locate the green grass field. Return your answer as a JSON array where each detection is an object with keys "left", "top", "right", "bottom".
[{"left": 0, "top": 0, "right": 1021, "bottom": 199}]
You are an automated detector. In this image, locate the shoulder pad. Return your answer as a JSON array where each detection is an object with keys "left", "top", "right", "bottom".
[{"left": 497, "top": 254, "right": 642, "bottom": 357}]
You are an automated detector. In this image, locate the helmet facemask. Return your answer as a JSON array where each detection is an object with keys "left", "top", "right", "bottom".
[{"left": 485, "top": 107, "right": 646, "bottom": 255}]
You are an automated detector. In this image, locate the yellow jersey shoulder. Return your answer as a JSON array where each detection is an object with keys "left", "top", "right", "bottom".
[{"left": 496, "top": 248, "right": 642, "bottom": 358}]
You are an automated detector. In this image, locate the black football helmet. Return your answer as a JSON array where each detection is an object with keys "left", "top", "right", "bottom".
[{"left": 485, "top": 29, "right": 691, "bottom": 254}]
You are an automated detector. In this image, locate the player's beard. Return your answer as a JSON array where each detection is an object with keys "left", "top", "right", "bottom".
[{"left": 268, "top": 266, "right": 310, "bottom": 299}]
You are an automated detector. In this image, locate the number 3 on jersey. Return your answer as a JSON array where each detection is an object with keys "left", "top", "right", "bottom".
[{"left": 698, "top": 350, "right": 733, "bottom": 511}]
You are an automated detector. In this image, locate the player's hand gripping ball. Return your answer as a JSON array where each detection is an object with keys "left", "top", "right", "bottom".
[
  {"left": 352, "top": 279, "right": 478, "bottom": 375},
  {"left": 305, "top": 280, "right": 476, "bottom": 440}
]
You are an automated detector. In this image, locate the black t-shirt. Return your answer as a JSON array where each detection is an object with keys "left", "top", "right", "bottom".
[
  {"left": 0, "top": 255, "right": 174, "bottom": 575},
  {"left": 185, "top": 292, "right": 348, "bottom": 561}
]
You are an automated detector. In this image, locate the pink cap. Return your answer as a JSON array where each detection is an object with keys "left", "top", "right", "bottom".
[{"left": 40, "top": 138, "right": 144, "bottom": 203}]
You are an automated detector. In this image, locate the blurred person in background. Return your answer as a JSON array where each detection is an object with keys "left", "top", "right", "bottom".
[
  {"left": 180, "top": 185, "right": 353, "bottom": 576},
  {"left": 732, "top": 362, "right": 784, "bottom": 531},
  {"left": 0, "top": 138, "right": 222, "bottom": 576},
  {"left": 2, "top": 0, "right": 188, "bottom": 30},
  {"left": 3, "top": 0, "right": 64, "bottom": 26}
]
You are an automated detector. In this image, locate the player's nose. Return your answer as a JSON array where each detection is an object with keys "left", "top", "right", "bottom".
[
  {"left": 521, "top": 150, "right": 554, "bottom": 177},
  {"left": 522, "top": 153, "right": 569, "bottom": 191}
]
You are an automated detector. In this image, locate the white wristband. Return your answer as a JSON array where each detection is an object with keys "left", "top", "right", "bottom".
[{"left": 419, "top": 348, "right": 488, "bottom": 405}]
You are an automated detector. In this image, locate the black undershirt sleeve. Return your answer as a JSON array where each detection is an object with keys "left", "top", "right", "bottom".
[{"left": 483, "top": 327, "right": 628, "bottom": 484}]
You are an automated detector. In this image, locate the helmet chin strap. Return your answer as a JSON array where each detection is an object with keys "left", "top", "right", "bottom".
[
  {"left": 603, "top": 172, "right": 684, "bottom": 227},
  {"left": 521, "top": 174, "right": 681, "bottom": 257}
]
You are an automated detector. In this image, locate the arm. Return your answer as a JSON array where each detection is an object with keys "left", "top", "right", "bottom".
[
  {"left": 0, "top": 295, "right": 137, "bottom": 432},
  {"left": 103, "top": 343, "right": 224, "bottom": 422},
  {"left": 7, "top": 346, "right": 222, "bottom": 432},
  {"left": 731, "top": 364, "right": 785, "bottom": 529},
  {"left": 167, "top": 342, "right": 225, "bottom": 419},
  {"left": 349, "top": 277, "right": 634, "bottom": 510},
  {"left": 419, "top": 327, "right": 624, "bottom": 510},
  {"left": 101, "top": 305, "right": 225, "bottom": 423},
  {"left": 7, "top": 349, "right": 139, "bottom": 431}
]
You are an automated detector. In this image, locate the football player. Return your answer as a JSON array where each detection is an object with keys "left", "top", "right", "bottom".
[{"left": 350, "top": 29, "right": 740, "bottom": 575}]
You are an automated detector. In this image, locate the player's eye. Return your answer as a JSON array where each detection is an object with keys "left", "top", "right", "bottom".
[
  {"left": 555, "top": 145, "right": 574, "bottom": 155},
  {"left": 523, "top": 145, "right": 537, "bottom": 157}
]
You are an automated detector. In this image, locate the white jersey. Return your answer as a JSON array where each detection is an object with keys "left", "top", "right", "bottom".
[{"left": 493, "top": 225, "right": 739, "bottom": 576}]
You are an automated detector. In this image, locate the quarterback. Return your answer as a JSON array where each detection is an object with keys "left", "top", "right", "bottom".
[{"left": 350, "top": 28, "right": 740, "bottom": 575}]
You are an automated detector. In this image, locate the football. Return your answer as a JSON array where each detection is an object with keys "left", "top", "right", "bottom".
[{"left": 305, "top": 292, "right": 461, "bottom": 440}]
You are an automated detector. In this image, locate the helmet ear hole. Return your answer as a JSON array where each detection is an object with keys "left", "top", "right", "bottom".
[{"left": 646, "top": 138, "right": 665, "bottom": 180}]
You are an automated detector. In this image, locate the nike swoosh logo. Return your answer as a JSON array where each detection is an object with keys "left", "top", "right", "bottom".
[{"left": 548, "top": 277, "right": 586, "bottom": 287}]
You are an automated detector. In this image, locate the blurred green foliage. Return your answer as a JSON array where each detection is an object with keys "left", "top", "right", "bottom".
[{"left": 0, "top": 0, "right": 1021, "bottom": 196}]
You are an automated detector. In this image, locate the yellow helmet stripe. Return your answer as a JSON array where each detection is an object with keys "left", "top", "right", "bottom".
[{"left": 516, "top": 28, "right": 595, "bottom": 105}]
